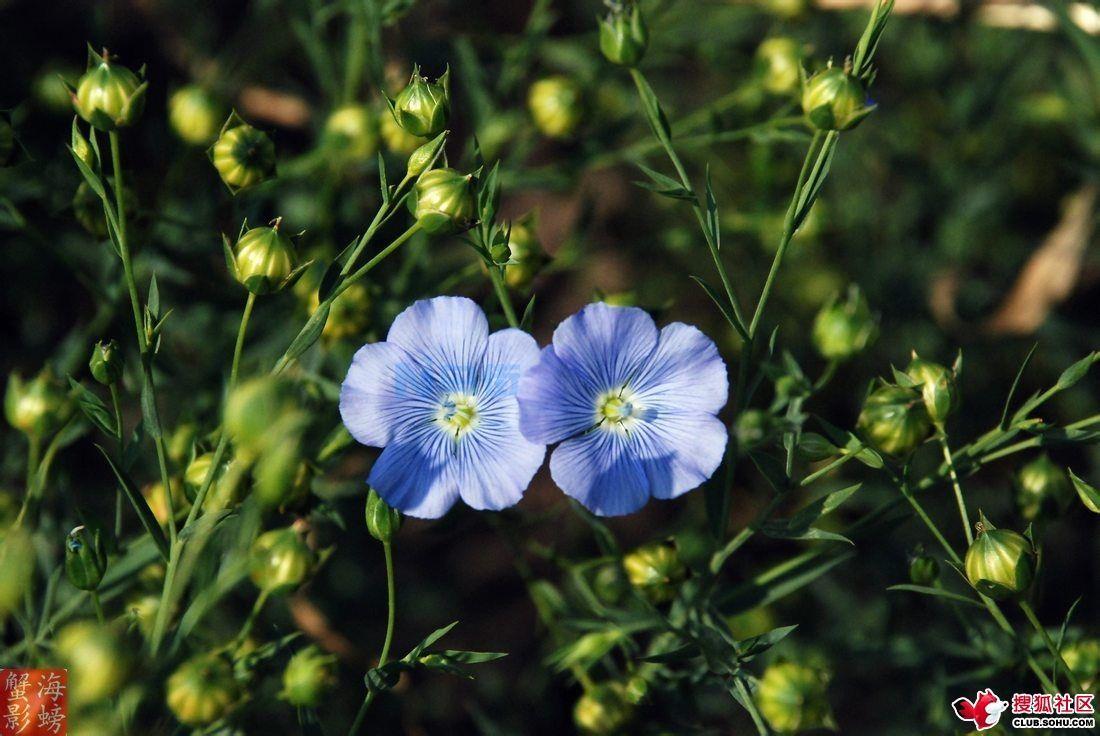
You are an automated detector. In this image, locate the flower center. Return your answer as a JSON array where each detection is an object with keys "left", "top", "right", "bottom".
[
  {"left": 436, "top": 392, "right": 480, "bottom": 439},
  {"left": 596, "top": 387, "right": 640, "bottom": 434}
]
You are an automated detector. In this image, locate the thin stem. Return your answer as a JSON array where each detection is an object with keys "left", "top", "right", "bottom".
[
  {"left": 1019, "top": 600, "right": 1084, "bottom": 693},
  {"left": 731, "top": 677, "right": 769, "bottom": 736},
  {"left": 898, "top": 481, "right": 962, "bottom": 566},
  {"left": 939, "top": 434, "right": 973, "bottom": 545},
  {"left": 110, "top": 384, "right": 125, "bottom": 538},
  {"left": 90, "top": 591, "right": 106, "bottom": 625},
  {"left": 231, "top": 293, "right": 257, "bottom": 388},
  {"left": 233, "top": 589, "right": 270, "bottom": 651},
  {"left": 348, "top": 540, "right": 397, "bottom": 736},
  {"left": 488, "top": 266, "right": 520, "bottom": 328},
  {"left": 336, "top": 222, "right": 423, "bottom": 301},
  {"left": 343, "top": 0, "right": 368, "bottom": 103}
]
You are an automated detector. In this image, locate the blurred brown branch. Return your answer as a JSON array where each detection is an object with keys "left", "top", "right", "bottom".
[{"left": 814, "top": 0, "right": 1100, "bottom": 33}]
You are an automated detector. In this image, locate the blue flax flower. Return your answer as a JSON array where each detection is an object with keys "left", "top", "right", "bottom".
[
  {"left": 340, "top": 296, "right": 545, "bottom": 518},
  {"left": 517, "top": 303, "right": 728, "bottom": 516}
]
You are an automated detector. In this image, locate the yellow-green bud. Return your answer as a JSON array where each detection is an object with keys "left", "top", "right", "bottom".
[
  {"left": 224, "top": 376, "right": 299, "bottom": 456},
  {"left": 5, "top": 368, "right": 69, "bottom": 438},
  {"left": 365, "top": 488, "right": 401, "bottom": 543},
  {"left": 379, "top": 108, "right": 426, "bottom": 155},
  {"left": 755, "top": 38, "right": 802, "bottom": 96},
  {"left": 0, "top": 117, "right": 13, "bottom": 167},
  {"left": 528, "top": 76, "right": 584, "bottom": 139},
  {"left": 211, "top": 122, "right": 276, "bottom": 192},
  {"left": 856, "top": 384, "right": 933, "bottom": 458},
  {"left": 323, "top": 104, "right": 380, "bottom": 163},
  {"left": 125, "top": 593, "right": 160, "bottom": 639},
  {"left": 183, "top": 452, "right": 227, "bottom": 504},
  {"left": 65, "top": 524, "right": 109, "bottom": 591},
  {"left": 305, "top": 279, "right": 373, "bottom": 342},
  {"left": 812, "top": 286, "right": 876, "bottom": 361},
  {"left": 55, "top": 621, "right": 131, "bottom": 704},
  {"left": 248, "top": 527, "right": 317, "bottom": 595},
  {"left": 908, "top": 553, "right": 939, "bottom": 586},
  {"left": 143, "top": 479, "right": 188, "bottom": 527},
  {"left": 599, "top": 2, "right": 649, "bottom": 67},
  {"left": 167, "top": 422, "right": 200, "bottom": 465},
  {"left": 905, "top": 354, "right": 958, "bottom": 427},
  {"left": 256, "top": 452, "right": 312, "bottom": 511},
  {"left": 280, "top": 646, "right": 338, "bottom": 707},
  {"left": 414, "top": 167, "right": 477, "bottom": 235},
  {"left": 757, "top": 662, "right": 835, "bottom": 733},
  {"left": 407, "top": 136, "right": 443, "bottom": 177},
  {"left": 592, "top": 563, "right": 628, "bottom": 606},
  {"left": 89, "top": 339, "right": 123, "bottom": 385},
  {"left": 168, "top": 86, "right": 223, "bottom": 146},
  {"left": 73, "top": 51, "right": 147, "bottom": 131},
  {"left": 391, "top": 67, "right": 450, "bottom": 138},
  {"left": 801, "top": 66, "right": 873, "bottom": 131},
  {"left": 1062, "top": 639, "right": 1100, "bottom": 690},
  {"left": 624, "top": 675, "right": 648, "bottom": 705},
  {"left": 166, "top": 653, "right": 242, "bottom": 727},
  {"left": 964, "top": 521, "right": 1035, "bottom": 600},
  {"left": 231, "top": 221, "right": 299, "bottom": 294},
  {"left": 71, "top": 122, "right": 95, "bottom": 168},
  {"left": 0, "top": 526, "right": 35, "bottom": 620},
  {"left": 622, "top": 541, "right": 687, "bottom": 604},
  {"left": 573, "top": 682, "right": 634, "bottom": 735},
  {"left": 1015, "top": 454, "right": 1074, "bottom": 521},
  {"left": 502, "top": 220, "right": 547, "bottom": 290},
  {"left": 736, "top": 409, "right": 776, "bottom": 451}
]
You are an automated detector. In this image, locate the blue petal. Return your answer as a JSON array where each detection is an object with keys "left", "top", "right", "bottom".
[
  {"left": 517, "top": 345, "right": 599, "bottom": 444},
  {"left": 453, "top": 424, "right": 545, "bottom": 511},
  {"left": 340, "top": 341, "right": 440, "bottom": 448},
  {"left": 367, "top": 427, "right": 460, "bottom": 519},
  {"left": 549, "top": 431, "right": 650, "bottom": 516},
  {"left": 386, "top": 296, "right": 489, "bottom": 394},
  {"left": 477, "top": 328, "right": 541, "bottom": 401},
  {"left": 628, "top": 412, "right": 727, "bottom": 500},
  {"left": 551, "top": 303, "right": 659, "bottom": 391},
  {"left": 632, "top": 322, "right": 728, "bottom": 415}
]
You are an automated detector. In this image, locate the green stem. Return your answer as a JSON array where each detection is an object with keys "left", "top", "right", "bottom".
[
  {"left": 488, "top": 265, "right": 520, "bottom": 328},
  {"left": 1019, "top": 600, "right": 1085, "bottom": 693},
  {"left": 110, "top": 384, "right": 125, "bottom": 538},
  {"left": 898, "top": 480, "right": 962, "bottom": 566},
  {"left": 731, "top": 676, "right": 770, "bottom": 736},
  {"left": 939, "top": 434, "right": 973, "bottom": 545},
  {"left": 233, "top": 589, "right": 270, "bottom": 651},
  {"left": 90, "top": 591, "right": 106, "bottom": 625},
  {"left": 348, "top": 540, "right": 397, "bottom": 736},
  {"left": 336, "top": 222, "right": 423, "bottom": 301},
  {"left": 231, "top": 293, "right": 257, "bottom": 388},
  {"left": 343, "top": 0, "right": 368, "bottom": 103}
]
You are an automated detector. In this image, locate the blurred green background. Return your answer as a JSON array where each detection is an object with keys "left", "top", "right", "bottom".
[{"left": 1, "top": 0, "right": 1098, "bottom": 733}]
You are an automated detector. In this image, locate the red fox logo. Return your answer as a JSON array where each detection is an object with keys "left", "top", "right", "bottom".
[{"left": 952, "top": 688, "right": 1009, "bottom": 731}]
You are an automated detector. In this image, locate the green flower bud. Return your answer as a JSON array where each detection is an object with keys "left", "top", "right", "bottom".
[
  {"left": 1062, "top": 639, "right": 1100, "bottom": 690},
  {"left": 964, "top": 520, "right": 1035, "bottom": 600},
  {"left": 490, "top": 241, "right": 511, "bottom": 265},
  {"left": 89, "top": 339, "right": 123, "bottom": 385},
  {"left": 406, "top": 135, "right": 443, "bottom": 177},
  {"left": 757, "top": 0, "right": 810, "bottom": 19},
  {"left": 167, "top": 422, "right": 200, "bottom": 465},
  {"left": 183, "top": 452, "right": 228, "bottom": 504},
  {"left": 812, "top": 286, "right": 876, "bottom": 361},
  {"left": 230, "top": 220, "right": 300, "bottom": 294},
  {"left": 256, "top": 453, "right": 312, "bottom": 512},
  {"left": 5, "top": 368, "right": 69, "bottom": 438},
  {"left": 0, "top": 117, "right": 13, "bottom": 167},
  {"left": 124, "top": 593, "right": 160, "bottom": 639},
  {"left": 502, "top": 219, "right": 547, "bottom": 290},
  {"left": 905, "top": 354, "right": 959, "bottom": 427},
  {"left": 248, "top": 527, "right": 317, "bottom": 595},
  {"left": 856, "top": 384, "right": 933, "bottom": 458},
  {"left": 280, "top": 646, "right": 338, "bottom": 707},
  {"left": 211, "top": 120, "right": 276, "bottom": 192},
  {"left": 71, "top": 121, "right": 95, "bottom": 169},
  {"left": 622, "top": 541, "right": 687, "bottom": 604},
  {"left": 166, "top": 653, "right": 242, "bottom": 727},
  {"left": 599, "top": 2, "right": 649, "bottom": 67},
  {"left": 143, "top": 478, "right": 189, "bottom": 527},
  {"left": 624, "top": 675, "right": 648, "bottom": 705},
  {"left": 365, "top": 488, "right": 401, "bottom": 543},
  {"left": 528, "top": 76, "right": 584, "bottom": 139},
  {"left": 379, "top": 108, "right": 426, "bottom": 155},
  {"left": 726, "top": 606, "right": 777, "bottom": 639},
  {"left": 73, "top": 50, "right": 147, "bottom": 131},
  {"left": 65, "top": 524, "right": 109, "bottom": 591},
  {"left": 168, "top": 86, "right": 223, "bottom": 146},
  {"left": 757, "top": 662, "right": 835, "bottom": 733},
  {"left": 224, "top": 376, "right": 299, "bottom": 456},
  {"left": 1015, "top": 453, "right": 1074, "bottom": 521},
  {"left": 736, "top": 409, "right": 776, "bottom": 451},
  {"left": 908, "top": 553, "right": 939, "bottom": 586},
  {"left": 391, "top": 67, "right": 450, "bottom": 138},
  {"left": 756, "top": 38, "right": 803, "bottom": 96},
  {"left": 592, "top": 563, "right": 629, "bottom": 606},
  {"left": 323, "top": 104, "right": 380, "bottom": 163},
  {"left": 801, "top": 65, "right": 873, "bottom": 131},
  {"left": 0, "top": 526, "right": 35, "bottom": 620},
  {"left": 573, "top": 682, "right": 633, "bottom": 735},
  {"left": 414, "top": 167, "right": 477, "bottom": 235},
  {"left": 55, "top": 621, "right": 131, "bottom": 704}
]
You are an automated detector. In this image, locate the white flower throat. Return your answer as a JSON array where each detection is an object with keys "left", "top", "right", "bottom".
[
  {"left": 596, "top": 385, "right": 642, "bottom": 435},
  {"left": 436, "top": 392, "right": 480, "bottom": 439}
]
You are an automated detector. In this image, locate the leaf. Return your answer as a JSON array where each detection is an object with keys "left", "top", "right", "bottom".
[
  {"left": 638, "top": 644, "right": 701, "bottom": 664},
  {"left": 406, "top": 621, "right": 460, "bottom": 661},
  {"left": 1069, "top": 469, "right": 1100, "bottom": 513},
  {"left": 96, "top": 445, "right": 170, "bottom": 560},
  {"left": 633, "top": 163, "right": 693, "bottom": 201},
  {"left": 816, "top": 416, "right": 882, "bottom": 468},
  {"left": 690, "top": 275, "right": 747, "bottom": 341},
  {"left": 760, "top": 484, "right": 860, "bottom": 544},
  {"left": 704, "top": 165, "right": 721, "bottom": 250},
  {"left": 630, "top": 69, "right": 673, "bottom": 144},
  {"left": 67, "top": 377, "right": 117, "bottom": 437},
  {"left": 568, "top": 500, "right": 619, "bottom": 556},
  {"left": 886, "top": 584, "right": 986, "bottom": 609},
  {"left": 717, "top": 548, "right": 854, "bottom": 615},
  {"left": 141, "top": 380, "right": 161, "bottom": 440},
  {"left": 280, "top": 304, "right": 330, "bottom": 368},
  {"left": 147, "top": 274, "right": 160, "bottom": 319},
  {"left": 748, "top": 451, "right": 789, "bottom": 492},
  {"left": 520, "top": 295, "right": 537, "bottom": 331},
  {"left": 1001, "top": 342, "right": 1039, "bottom": 429},
  {"left": 738, "top": 624, "right": 798, "bottom": 660},
  {"left": 1054, "top": 351, "right": 1099, "bottom": 391}
]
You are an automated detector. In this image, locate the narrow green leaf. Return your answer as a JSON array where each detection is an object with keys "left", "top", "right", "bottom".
[
  {"left": 96, "top": 445, "right": 170, "bottom": 560},
  {"left": 886, "top": 584, "right": 986, "bottom": 609},
  {"left": 141, "top": 380, "right": 161, "bottom": 440},
  {"left": 1069, "top": 469, "right": 1100, "bottom": 513},
  {"left": 67, "top": 377, "right": 117, "bottom": 437},
  {"left": 281, "top": 304, "right": 331, "bottom": 367}
]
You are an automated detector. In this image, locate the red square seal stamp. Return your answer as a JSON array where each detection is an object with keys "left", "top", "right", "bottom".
[{"left": 0, "top": 669, "right": 67, "bottom": 735}]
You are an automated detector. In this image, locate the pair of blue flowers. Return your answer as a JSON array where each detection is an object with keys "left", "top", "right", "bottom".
[{"left": 339, "top": 297, "right": 729, "bottom": 518}]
